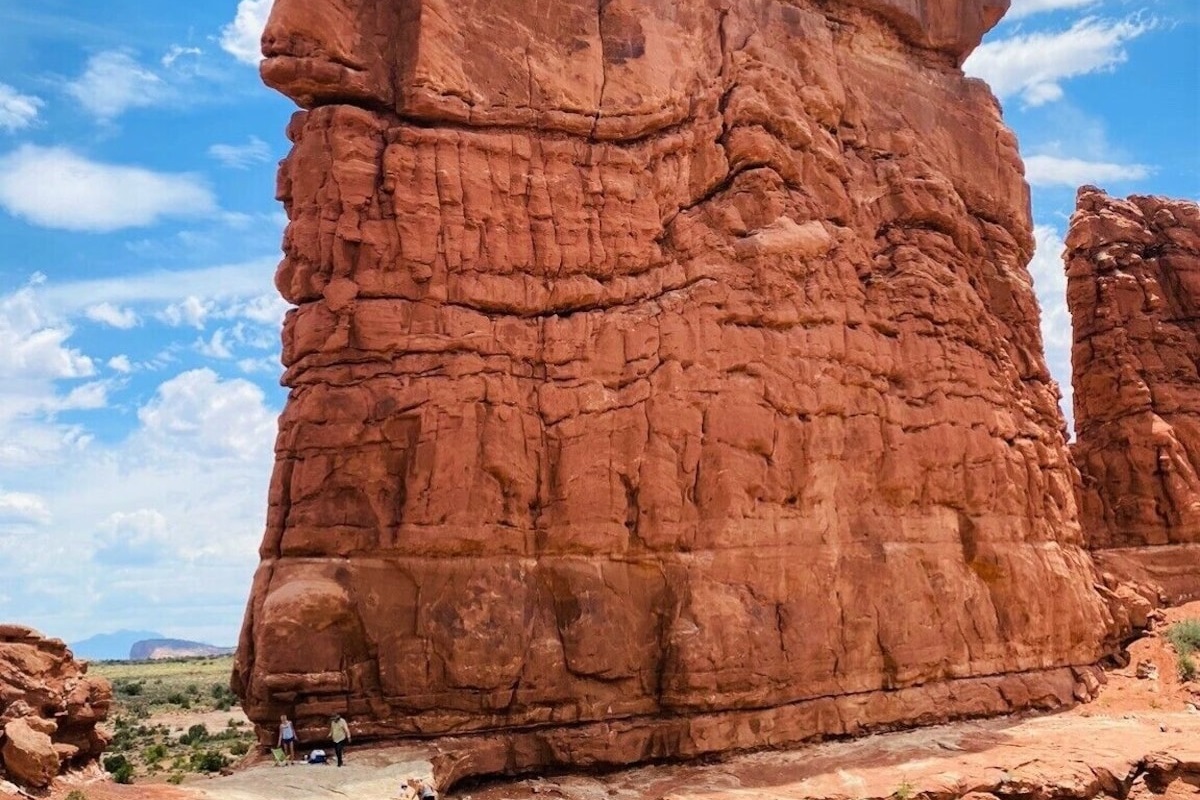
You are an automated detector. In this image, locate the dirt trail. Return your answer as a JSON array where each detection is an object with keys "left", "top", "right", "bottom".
[{"left": 14, "top": 603, "right": 1200, "bottom": 800}]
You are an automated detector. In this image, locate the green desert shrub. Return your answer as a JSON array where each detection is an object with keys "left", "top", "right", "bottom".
[
  {"left": 102, "top": 754, "right": 134, "bottom": 784},
  {"left": 1167, "top": 620, "right": 1200, "bottom": 681},
  {"left": 1167, "top": 620, "right": 1200, "bottom": 655},
  {"left": 1180, "top": 653, "right": 1198, "bottom": 682},
  {"left": 191, "top": 750, "right": 229, "bottom": 773}
]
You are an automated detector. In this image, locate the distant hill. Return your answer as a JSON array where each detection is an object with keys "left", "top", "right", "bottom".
[
  {"left": 70, "top": 630, "right": 163, "bottom": 661},
  {"left": 128, "top": 639, "right": 235, "bottom": 660}
]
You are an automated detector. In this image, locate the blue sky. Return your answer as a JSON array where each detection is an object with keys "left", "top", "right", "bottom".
[{"left": 0, "top": 0, "right": 1195, "bottom": 647}]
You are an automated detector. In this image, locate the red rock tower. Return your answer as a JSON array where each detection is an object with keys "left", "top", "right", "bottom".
[
  {"left": 1068, "top": 186, "right": 1200, "bottom": 600},
  {"left": 233, "top": 0, "right": 1115, "bottom": 774}
]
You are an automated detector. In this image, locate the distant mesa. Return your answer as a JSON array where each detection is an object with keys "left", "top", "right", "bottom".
[
  {"left": 69, "top": 629, "right": 163, "bottom": 661},
  {"left": 128, "top": 639, "right": 235, "bottom": 661},
  {"left": 68, "top": 631, "right": 233, "bottom": 661}
]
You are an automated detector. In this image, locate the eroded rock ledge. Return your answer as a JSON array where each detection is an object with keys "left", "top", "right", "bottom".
[
  {"left": 1068, "top": 187, "right": 1200, "bottom": 601},
  {"left": 0, "top": 625, "right": 111, "bottom": 789},
  {"left": 234, "top": 0, "right": 1120, "bottom": 782}
]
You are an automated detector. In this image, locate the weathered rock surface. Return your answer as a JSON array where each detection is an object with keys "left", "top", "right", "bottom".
[
  {"left": 0, "top": 625, "right": 111, "bottom": 788},
  {"left": 233, "top": 0, "right": 1118, "bottom": 777},
  {"left": 1068, "top": 187, "right": 1200, "bottom": 601}
]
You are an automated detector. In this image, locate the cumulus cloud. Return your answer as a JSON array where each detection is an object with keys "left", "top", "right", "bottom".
[
  {"left": 208, "top": 136, "right": 272, "bottom": 169},
  {"left": 93, "top": 509, "right": 173, "bottom": 566},
  {"left": 964, "top": 16, "right": 1154, "bottom": 107},
  {"left": 0, "top": 145, "right": 216, "bottom": 232},
  {"left": 0, "top": 83, "right": 44, "bottom": 132},
  {"left": 1025, "top": 155, "right": 1151, "bottom": 187},
  {"left": 0, "top": 491, "right": 52, "bottom": 525},
  {"left": 1007, "top": 0, "right": 1097, "bottom": 19},
  {"left": 108, "top": 355, "right": 133, "bottom": 373},
  {"left": 221, "top": 0, "right": 274, "bottom": 65},
  {"left": 53, "top": 381, "right": 109, "bottom": 412},
  {"left": 196, "top": 329, "right": 235, "bottom": 359},
  {"left": 136, "top": 368, "right": 277, "bottom": 461},
  {"left": 0, "top": 367, "right": 279, "bottom": 642},
  {"left": 67, "top": 50, "right": 168, "bottom": 120},
  {"left": 160, "top": 296, "right": 213, "bottom": 329},
  {"left": 0, "top": 288, "right": 95, "bottom": 383},
  {"left": 35, "top": 261, "right": 277, "bottom": 318},
  {"left": 0, "top": 287, "right": 97, "bottom": 467},
  {"left": 85, "top": 302, "right": 139, "bottom": 329}
]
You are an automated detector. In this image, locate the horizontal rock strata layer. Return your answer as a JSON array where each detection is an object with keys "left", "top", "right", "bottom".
[
  {"left": 234, "top": 0, "right": 1117, "bottom": 772},
  {"left": 1068, "top": 187, "right": 1200, "bottom": 600},
  {"left": 0, "top": 625, "right": 111, "bottom": 788}
]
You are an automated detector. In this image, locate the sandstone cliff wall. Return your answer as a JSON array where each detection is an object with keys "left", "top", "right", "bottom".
[
  {"left": 233, "top": 0, "right": 1116, "bottom": 775},
  {"left": 1068, "top": 187, "right": 1200, "bottom": 600},
  {"left": 0, "top": 625, "right": 111, "bottom": 789}
]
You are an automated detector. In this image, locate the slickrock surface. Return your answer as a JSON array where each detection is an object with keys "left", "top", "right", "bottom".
[
  {"left": 39, "top": 606, "right": 1200, "bottom": 799},
  {"left": 1068, "top": 187, "right": 1200, "bottom": 600},
  {"left": 0, "top": 625, "right": 111, "bottom": 788},
  {"left": 234, "top": 0, "right": 1118, "bottom": 778}
]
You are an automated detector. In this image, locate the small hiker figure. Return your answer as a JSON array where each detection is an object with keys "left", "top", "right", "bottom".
[
  {"left": 329, "top": 713, "right": 351, "bottom": 766},
  {"left": 403, "top": 776, "right": 437, "bottom": 799},
  {"left": 277, "top": 714, "right": 297, "bottom": 763}
]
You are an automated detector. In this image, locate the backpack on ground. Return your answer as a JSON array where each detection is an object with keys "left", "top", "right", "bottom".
[{"left": 307, "top": 749, "right": 327, "bottom": 764}]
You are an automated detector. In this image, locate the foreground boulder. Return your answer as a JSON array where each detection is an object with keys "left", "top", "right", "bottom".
[
  {"left": 234, "top": 0, "right": 1117, "bottom": 780},
  {"left": 0, "top": 625, "right": 111, "bottom": 788},
  {"left": 1068, "top": 187, "right": 1200, "bottom": 600}
]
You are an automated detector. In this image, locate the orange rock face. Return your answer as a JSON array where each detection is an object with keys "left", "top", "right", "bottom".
[
  {"left": 233, "top": 0, "right": 1116, "bottom": 774},
  {"left": 1068, "top": 187, "right": 1200, "bottom": 600},
  {"left": 0, "top": 625, "right": 111, "bottom": 788}
]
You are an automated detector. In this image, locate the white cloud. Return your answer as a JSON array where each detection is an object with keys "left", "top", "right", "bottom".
[
  {"left": 94, "top": 509, "right": 172, "bottom": 566},
  {"left": 238, "top": 356, "right": 280, "bottom": 375},
  {"left": 0, "top": 491, "right": 52, "bottom": 525},
  {"left": 0, "top": 259, "right": 288, "bottom": 643},
  {"left": 49, "top": 381, "right": 109, "bottom": 414},
  {"left": 0, "top": 287, "right": 98, "bottom": 467},
  {"left": 221, "top": 0, "right": 274, "bottom": 65},
  {"left": 208, "top": 136, "right": 272, "bottom": 169},
  {"left": 0, "top": 288, "right": 95, "bottom": 382},
  {"left": 1025, "top": 155, "right": 1151, "bottom": 187},
  {"left": 136, "top": 368, "right": 277, "bottom": 461},
  {"left": 85, "top": 302, "right": 139, "bottom": 329},
  {"left": 35, "top": 261, "right": 277, "bottom": 317},
  {"left": 1007, "top": 0, "right": 1097, "bottom": 19},
  {"left": 196, "top": 329, "right": 234, "bottom": 359},
  {"left": 66, "top": 50, "right": 167, "bottom": 120},
  {"left": 223, "top": 294, "right": 290, "bottom": 326},
  {"left": 964, "top": 16, "right": 1154, "bottom": 107},
  {"left": 160, "top": 296, "right": 213, "bottom": 329},
  {"left": 0, "top": 83, "right": 44, "bottom": 132},
  {"left": 0, "top": 368, "right": 279, "bottom": 642},
  {"left": 161, "top": 45, "right": 202, "bottom": 68},
  {"left": 0, "top": 145, "right": 216, "bottom": 232}
]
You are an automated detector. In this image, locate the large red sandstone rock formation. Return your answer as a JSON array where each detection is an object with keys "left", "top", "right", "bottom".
[
  {"left": 1068, "top": 187, "right": 1200, "bottom": 600},
  {"left": 0, "top": 625, "right": 111, "bottom": 788},
  {"left": 233, "top": 0, "right": 1117, "bottom": 777}
]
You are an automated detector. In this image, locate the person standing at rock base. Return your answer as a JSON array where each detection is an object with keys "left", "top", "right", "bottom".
[
  {"left": 329, "top": 713, "right": 351, "bottom": 766},
  {"left": 277, "top": 714, "right": 297, "bottom": 762}
]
